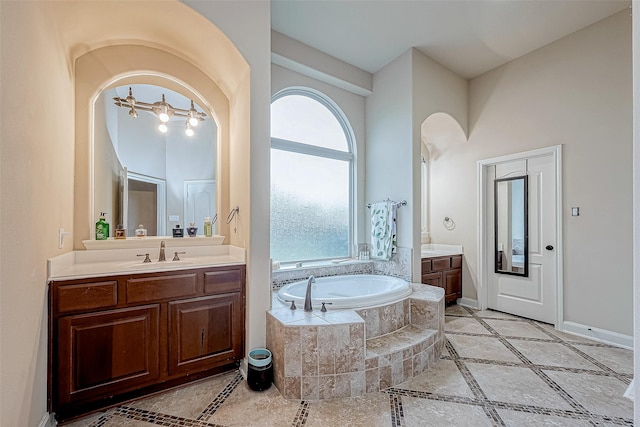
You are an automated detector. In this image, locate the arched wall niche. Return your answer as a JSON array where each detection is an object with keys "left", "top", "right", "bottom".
[
  {"left": 420, "top": 112, "right": 467, "bottom": 241},
  {"left": 61, "top": 1, "right": 251, "bottom": 249}
]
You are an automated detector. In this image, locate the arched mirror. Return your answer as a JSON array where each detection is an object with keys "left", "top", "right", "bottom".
[
  {"left": 93, "top": 83, "right": 217, "bottom": 238},
  {"left": 495, "top": 175, "right": 528, "bottom": 276}
]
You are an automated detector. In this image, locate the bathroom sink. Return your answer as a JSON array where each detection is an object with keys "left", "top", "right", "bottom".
[{"left": 119, "top": 260, "right": 196, "bottom": 270}]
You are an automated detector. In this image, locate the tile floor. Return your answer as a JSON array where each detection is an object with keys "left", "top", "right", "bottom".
[{"left": 64, "top": 305, "right": 633, "bottom": 426}]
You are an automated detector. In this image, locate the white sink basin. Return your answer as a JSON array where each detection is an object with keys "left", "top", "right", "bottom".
[{"left": 119, "top": 260, "right": 196, "bottom": 270}]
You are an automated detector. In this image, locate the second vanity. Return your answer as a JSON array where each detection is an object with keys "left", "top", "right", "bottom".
[
  {"left": 47, "top": 242, "right": 246, "bottom": 422},
  {"left": 421, "top": 244, "right": 463, "bottom": 303}
]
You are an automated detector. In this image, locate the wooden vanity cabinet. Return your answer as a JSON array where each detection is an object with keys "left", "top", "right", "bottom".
[
  {"left": 421, "top": 255, "right": 462, "bottom": 303},
  {"left": 48, "top": 265, "right": 245, "bottom": 422}
]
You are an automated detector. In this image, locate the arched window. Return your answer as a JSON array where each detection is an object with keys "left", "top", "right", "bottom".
[{"left": 270, "top": 88, "right": 354, "bottom": 263}]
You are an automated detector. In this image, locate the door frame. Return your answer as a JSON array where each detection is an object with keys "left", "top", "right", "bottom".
[{"left": 477, "top": 145, "right": 564, "bottom": 326}]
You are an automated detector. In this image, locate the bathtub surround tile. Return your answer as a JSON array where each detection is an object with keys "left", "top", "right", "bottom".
[
  {"left": 271, "top": 262, "right": 373, "bottom": 290},
  {"left": 411, "top": 298, "right": 440, "bottom": 330},
  {"left": 301, "top": 327, "right": 319, "bottom": 377},
  {"left": 301, "top": 376, "right": 320, "bottom": 400},
  {"left": 356, "top": 306, "right": 381, "bottom": 338},
  {"left": 366, "top": 367, "right": 380, "bottom": 393},
  {"left": 372, "top": 246, "right": 412, "bottom": 281},
  {"left": 283, "top": 327, "right": 302, "bottom": 377},
  {"left": 68, "top": 305, "right": 632, "bottom": 427}
]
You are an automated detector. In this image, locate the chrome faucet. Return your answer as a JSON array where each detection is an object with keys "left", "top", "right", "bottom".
[
  {"left": 158, "top": 240, "right": 166, "bottom": 262},
  {"left": 304, "top": 275, "right": 315, "bottom": 312}
]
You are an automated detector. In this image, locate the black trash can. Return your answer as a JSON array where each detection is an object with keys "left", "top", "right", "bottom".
[{"left": 247, "top": 348, "right": 273, "bottom": 391}]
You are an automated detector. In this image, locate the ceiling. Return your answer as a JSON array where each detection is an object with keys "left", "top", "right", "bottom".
[{"left": 271, "top": 0, "right": 630, "bottom": 79}]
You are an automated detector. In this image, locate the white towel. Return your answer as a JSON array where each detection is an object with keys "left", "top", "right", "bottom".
[{"left": 371, "top": 201, "right": 397, "bottom": 260}]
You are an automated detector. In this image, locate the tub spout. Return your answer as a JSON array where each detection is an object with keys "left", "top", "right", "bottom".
[{"left": 304, "top": 275, "right": 315, "bottom": 312}]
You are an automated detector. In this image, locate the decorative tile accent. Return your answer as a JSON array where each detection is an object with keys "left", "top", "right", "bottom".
[{"left": 271, "top": 246, "right": 412, "bottom": 291}]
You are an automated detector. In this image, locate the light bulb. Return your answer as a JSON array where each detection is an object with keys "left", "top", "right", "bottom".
[
  {"left": 159, "top": 123, "right": 168, "bottom": 133},
  {"left": 158, "top": 111, "right": 169, "bottom": 122},
  {"left": 188, "top": 100, "right": 200, "bottom": 127},
  {"left": 129, "top": 107, "right": 138, "bottom": 118},
  {"left": 185, "top": 125, "right": 194, "bottom": 137}
]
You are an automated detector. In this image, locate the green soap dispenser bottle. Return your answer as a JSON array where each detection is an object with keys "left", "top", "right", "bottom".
[{"left": 96, "top": 212, "right": 109, "bottom": 240}]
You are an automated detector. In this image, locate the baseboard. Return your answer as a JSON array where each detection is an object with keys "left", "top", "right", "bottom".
[
  {"left": 457, "top": 297, "right": 478, "bottom": 309},
  {"left": 624, "top": 379, "right": 634, "bottom": 401},
  {"left": 561, "top": 321, "right": 633, "bottom": 350},
  {"left": 238, "top": 358, "right": 248, "bottom": 379},
  {"left": 38, "top": 412, "right": 55, "bottom": 427}
]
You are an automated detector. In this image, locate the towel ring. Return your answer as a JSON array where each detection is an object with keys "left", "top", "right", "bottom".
[
  {"left": 226, "top": 206, "right": 239, "bottom": 224},
  {"left": 443, "top": 216, "right": 455, "bottom": 231}
]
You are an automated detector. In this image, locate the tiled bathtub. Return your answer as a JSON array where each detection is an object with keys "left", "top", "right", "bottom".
[{"left": 266, "top": 284, "right": 445, "bottom": 399}]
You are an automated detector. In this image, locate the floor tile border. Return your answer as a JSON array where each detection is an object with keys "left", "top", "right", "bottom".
[
  {"left": 196, "top": 372, "right": 244, "bottom": 420},
  {"left": 389, "top": 393, "right": 405, "bottom": 427},
  {"left": 291, "top": 401, "right": 310, "bottom": 427}
]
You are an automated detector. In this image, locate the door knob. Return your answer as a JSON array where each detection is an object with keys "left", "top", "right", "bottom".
[{"left": 545, "top": 245, "right": 554, "bottom": 251}]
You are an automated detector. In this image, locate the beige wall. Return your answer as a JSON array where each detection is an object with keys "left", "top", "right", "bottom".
[
  {"left": 0, "top": 3, "right": 75, "bottom": 425},
  {"left": 430, "top": 10, "right": 632, "bottom": 335},
  {"left": 411, "top": 49, "right": 469, "bottom": 281}
]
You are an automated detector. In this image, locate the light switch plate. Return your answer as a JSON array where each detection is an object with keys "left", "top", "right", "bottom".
[{"left": 571, "top": 207, "right": 579, "bottom": 216}]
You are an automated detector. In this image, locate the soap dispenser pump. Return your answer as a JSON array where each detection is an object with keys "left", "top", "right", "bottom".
[{"left": 95, "top": 212, "right": 109, "bottom": 240}]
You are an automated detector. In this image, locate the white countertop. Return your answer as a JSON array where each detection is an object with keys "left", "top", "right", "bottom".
[
  {"left": 48, "top": 244, "right": 245, "bottom": 280},
  {"left": 420, "top": 244, "right": 463, "bottom": 258}
]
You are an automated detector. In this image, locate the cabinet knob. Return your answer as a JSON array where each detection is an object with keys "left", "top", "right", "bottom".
[{"left": 545, "top": 245, "right": 554, "bottom": 251}]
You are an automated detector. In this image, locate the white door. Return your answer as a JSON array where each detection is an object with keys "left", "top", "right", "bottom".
[
  {"left": 184, "top": 180, "right": 216, "bottom": 234},
  {"left": 487, "top": 153, "right": 557, "bottom": 324}
]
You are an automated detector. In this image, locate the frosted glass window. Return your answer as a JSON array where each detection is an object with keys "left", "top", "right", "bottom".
[
  {"left": 271, "top": 94, "right": 348, "bottom": 152},
  {"left": 271, "top": 150, "right": 350, "bottom": 262},
  {"left": 270, "top": 90, "right": 354, "bottom": 263}
]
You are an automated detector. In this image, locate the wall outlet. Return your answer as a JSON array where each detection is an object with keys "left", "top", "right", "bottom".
[{"left": 571, "top": 207, "right": 579, "bottom": 216}]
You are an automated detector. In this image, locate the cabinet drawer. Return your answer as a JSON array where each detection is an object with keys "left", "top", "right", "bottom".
[
  {"left": 431, "top": 257, "right": 451, "bottom": 272},
  {"left": 56, "top": 281, "right": 118, "bottom": 313},
  {"left": 451, "top": 255, "right": 462, "bottom": 269},
  {"left": 126, "top": 273, "right": 198, "bottom": 303},
  {"left": 421, "top": 259, "right": 432, "bottom": 274},
  {"left": 204, "top": 269, "right": 242, "bottom": 295},
  {"left": 421, "top": 272, "right": 442, "bottom": 288}
]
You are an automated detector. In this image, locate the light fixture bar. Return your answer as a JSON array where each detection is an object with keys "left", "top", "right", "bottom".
[{"left": 113, "top": 87, "right": 207, "bottom": 123}]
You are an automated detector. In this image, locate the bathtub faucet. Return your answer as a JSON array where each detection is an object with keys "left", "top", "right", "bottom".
[{"left": 304, "top": 275, "right": 316, "bottom": 312}]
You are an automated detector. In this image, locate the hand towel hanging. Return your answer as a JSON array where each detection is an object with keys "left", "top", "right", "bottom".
[{"left": 370, "top": 200, "right": 397, "bottom": 260}]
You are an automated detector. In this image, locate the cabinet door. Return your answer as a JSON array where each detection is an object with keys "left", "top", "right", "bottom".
[
  {"left": 56, "top": 305, "right": 160, "bottom": 406},
  {"left": 443, "top": 269, "right": 462, "bottom": 302},
  {"left": 169, "top": 294, "right": 243, "bottom": 375},
  {"left": 421, "top": 272, "right": 442, "bottom": 288}
]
